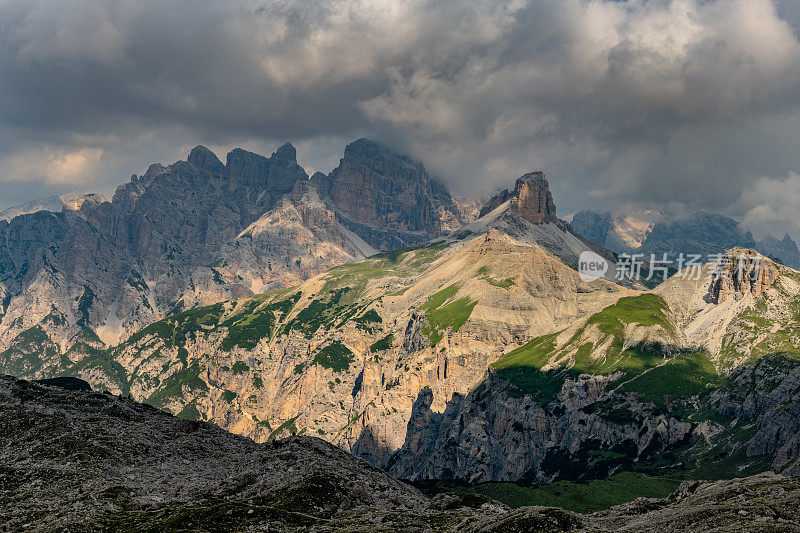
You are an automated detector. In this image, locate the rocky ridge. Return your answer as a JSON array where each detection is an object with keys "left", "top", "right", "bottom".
[
  {"left": 390, "top": 351, "right": 800, "bottom": 484},
  {"left": 0, "top": 139, "right": 471, "bottom": 354}
]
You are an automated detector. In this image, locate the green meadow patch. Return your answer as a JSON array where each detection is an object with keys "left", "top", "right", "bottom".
[
  {"left": 370, "top": 333, "right": 394, "bottom": 353},
  {"left": 419, "top": 284, "right": 477, "bottom": 346},
  {"left": 619, "top": 350, "right": 718, "bottom": 404},
  {"left": 416, "top": 472, "right": 678, "bottom": 513}
]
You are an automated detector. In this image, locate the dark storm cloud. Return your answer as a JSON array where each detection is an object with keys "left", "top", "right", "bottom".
[{"left": 1, "top": 0, "right": 800, "bottom": 239}]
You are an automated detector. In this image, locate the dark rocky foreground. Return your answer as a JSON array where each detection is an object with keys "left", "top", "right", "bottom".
[{"left": 1, "top": 375, "right": 799, "bottom": 532}]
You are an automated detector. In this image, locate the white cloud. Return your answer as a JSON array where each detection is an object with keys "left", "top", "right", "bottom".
[
  {"left": 737, "top": 172, "right": 800, "bottom": 238},
  {"left": 0, "top": 146, "right": 103, "bottom": 185}
]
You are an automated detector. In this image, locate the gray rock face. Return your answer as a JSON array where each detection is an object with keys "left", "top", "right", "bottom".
[
  {"left": 312, "top": 138, "right": 468, "bottom": 250},
  {"left": 389, "top": 373, "right": 693, "bottom": 483},
  {"left": 402, "top": 312, "right": 431, "bottom": 354},
  {"left": 389, "top": 354, "right": 800, "bottom": 483},
  {"left": 707, "top": 355, "right": 800, "bottom": 475},
  {"left": 0, "top": 144, "right": 314, "bottom": 352},
  {"left": 479, "top": 188, "right": 513, "bottom": 218},
  {"left": 569, "top": 210, "right": 615, "bottom": 247}
]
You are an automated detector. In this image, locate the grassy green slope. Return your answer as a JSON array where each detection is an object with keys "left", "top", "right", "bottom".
[
  {"left": 418, "top": 284, "right": 477, "bottom": 347},
  {"left": 36, "top": 243, "right": 451, "bottom": 412},
  {"left": 490, "top": 294, "right": 716, "bottom": 405},
  {"left": 718, "top": 270, "right": 800, "bottom": 368}
]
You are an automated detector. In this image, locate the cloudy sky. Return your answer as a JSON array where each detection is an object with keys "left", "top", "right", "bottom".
[{"left": 1, "top": 0, "right": 800, "bottom": 238}]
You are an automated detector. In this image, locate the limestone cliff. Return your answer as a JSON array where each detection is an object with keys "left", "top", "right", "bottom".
[
  {"left": 707, "top": 248, "right": 778, "bottom": 304},
  {"left": 389, "top": 352, "right": 800, "bottom": 484},
  {"left": 510, "top": 172, "right": 558, "bottom": 224}
]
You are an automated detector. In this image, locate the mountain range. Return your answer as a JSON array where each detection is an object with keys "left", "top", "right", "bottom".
[
  {"left": 571, "top": 209, "right": 800, "bottom": 268},
  {"left": 0, "top": 139, "right": 477, "bottom": 354},
  {"left": 2, "top": 139, "right": 800, "bottom": 522}
]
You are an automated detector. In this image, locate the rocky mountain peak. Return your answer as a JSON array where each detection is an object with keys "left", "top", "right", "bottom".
[
  {"left": 479, "top": 171, "right": 557, "bottom": 224},
  {"left": 311, "top": 138, "right": 459, "bottom": 250},
  {"left": 510, "top": 171, "right": 557, "bottom": 224},
  {"left": 187, "top": 145, "right": 224, "bottom": 173},
  {"left": 707, "top": 248, "right": 779, "bottom": 304},
  {"left": 225, "top": 148, "right": 270, "bottom": 185},
  {"left": 225, "top": 146, "right": 307, "bottom": 191},
  {"left": 272, "top": 142, "right": 297, "bottom": 163},
  {"left": 342, "top": 138, "right": 406, "bottom": 163}
]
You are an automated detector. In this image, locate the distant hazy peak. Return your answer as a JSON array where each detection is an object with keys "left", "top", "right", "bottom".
[
  {"left": 570, "top": 208, "right": 800, "bottom": 269},
  {"left": 0, "top": 192, "right": 109, "bottom": 222},
  {"left": 344, "top": 138, "right": 405, "bottom": 159}
]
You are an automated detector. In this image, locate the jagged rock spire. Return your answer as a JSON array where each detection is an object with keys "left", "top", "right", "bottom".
[
  {"left": 480, "top": 171, "right": 557, "bottom": 224},
  {"left": 707, "top": 248, "right": 778, "bottom": 304}
]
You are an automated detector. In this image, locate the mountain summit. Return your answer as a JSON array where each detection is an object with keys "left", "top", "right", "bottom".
[
  {"left": 467, "top": 171, "right": 616, "bottom": 275},
  {"left": 312, "top": 138, "right": 468, "bottom": 250},
  {"left": 511, "top": 172, "right": 558, "bottom": 224},
  {"left": 479, "top": 170, "right": 557, "bottom": 224}
]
